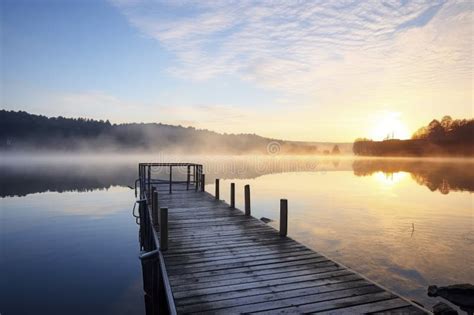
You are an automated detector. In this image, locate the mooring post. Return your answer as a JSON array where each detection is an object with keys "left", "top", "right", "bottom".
[
  {"left": 215, "top": 179, "right": 220, "bottom": 200},
  {"left": 147, "top": 165, "right": 151, "bottom": 202},
  {"left": 201, "top": 174, "right": 206, "bottom": 192},
  {"left": 137, "top": 199, "right": 147, "bottom": 250},
  {"left": 230, "top": 183, "right": 235, "bottom": 209},
  {"left": 195, "top": 165, "right": 198, "bottom": 191},
  {"left": 160, "top": 207, "right": 168, "bottom": 251},
  {"left": 186, "top": 165, "right": 190, "bottom": 190},
  {"left": 169, "top": 165, "right": 172, "bottom": 194},
  {"left": 280, "top": 199, "right": 288, "bottom": 237},
  {"left": 244, "top": 184, "right": 251, "bottom": 216},
  {"left": 152, "top": 189, "right": 159, "bottom": 226}
]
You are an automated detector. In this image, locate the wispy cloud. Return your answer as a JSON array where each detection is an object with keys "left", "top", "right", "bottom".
[{"left": 110, "top": 0, "right": 471, "bottom": 97}]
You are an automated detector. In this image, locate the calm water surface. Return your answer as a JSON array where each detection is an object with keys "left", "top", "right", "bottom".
[{"left": 1, "top": 155, "right": 473, "bottom": 314}]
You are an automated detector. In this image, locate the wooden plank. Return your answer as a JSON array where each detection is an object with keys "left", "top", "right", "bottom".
[
  {"left": 165, "top": 238, "right": 296, "bottom": 253},
  {"left": 164, "top": 245, "right": 310, "bottom": 264},
  {"left": 369, "top": 305, "right": 427, "bottom": 315},
  {"left": 250, "top": 291, "right": 397, "bottom": 314},
  {"left": 173, "top": 269, "right": 355, "bottom": 299},
  {"left": 164, "top": 239, "right": 304, "bottom": 256},
  {"left": 175, "top": 274, "right": 365, "bottom": 306},
  {"left": 168, "top": 260, "right": 339, "bottom": 287},
  {"left": 163, "top": 241, "right": 309, "bottom": 259},
  {"left": 176, "top": 279, "right": 372, "bottom": 313},
  {"left": 309, "top": 297, "right": 412, "bottom": 314},
  {"left": 166, "top": 250, "right": 319, "bottom": 272},
  {"left": 171, "top": 265, "right": 344, "bottom": 292},
  {"left": 190, "top": 285, "right": 384, "bottom": 314},
  {"left": 166, "top": 252, "right": 324, "bottom": 275}
]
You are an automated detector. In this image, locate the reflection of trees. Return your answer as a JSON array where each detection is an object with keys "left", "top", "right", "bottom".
[
  {"left": 1, "top": 158, "right": 352, "bottom": 198},
  {"left": 5, "top": 157, "right": 469, "bottom": 198},
  {"left": 0, "top": 163, "right": 137, "bottom": 198},
  {"left": 352, "top": 159, "right": 474, "bottom": 194}
]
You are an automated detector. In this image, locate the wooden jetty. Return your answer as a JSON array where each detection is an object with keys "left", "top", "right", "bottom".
[{"left": 135, "top": 163, "right": 429, "bottom": 314}]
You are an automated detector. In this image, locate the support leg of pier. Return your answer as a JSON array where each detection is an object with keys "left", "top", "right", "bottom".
[
  {"left": 244, "top": 184, "right": 251, "bottom": 216},
  {"left": 186, "top": 165, "right": 190, "bottom": 190},
  {"left": 195, "top": 166, "right": 198, "bottom": 191},
  {"left": 160, "top": 207, "right": 168, "bottom": 251},
  {"left": 152, "top": 189, "right": 159, "bottom": 226},
  {"left": 169, "top": 165, "right": 172, "bottom": 194},
  {"left": 215, "top": 179, "right": 220, "bottom": 200},
  {"left": 230, "top": 183, "right": 235, "bottom": 209},
  {"left": 280, "top": 199, "right": 288, "bottom": 237},
  {"left": 201, "top": 174, "right": 205, "bottom": 192},
  {"left": 147, "top": 166, "right": 151, "bottom": 202}
]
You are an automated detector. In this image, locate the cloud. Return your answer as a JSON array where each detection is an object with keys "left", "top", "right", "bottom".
[{"left": 110, "top": 0, "right": 471, "bottom": 97}]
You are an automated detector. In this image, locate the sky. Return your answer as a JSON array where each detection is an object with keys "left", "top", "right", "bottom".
[{"left": 1, "top": 0, "right": 472, "bottom": 142}]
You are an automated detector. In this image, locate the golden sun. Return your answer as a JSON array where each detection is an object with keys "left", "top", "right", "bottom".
[{"left": 370, "top": 112, "right": 410, "bottom": 141}]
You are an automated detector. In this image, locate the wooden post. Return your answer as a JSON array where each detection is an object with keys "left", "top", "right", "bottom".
[
  {"left": 186, "top": 165, "right": 190, "bottom": 190},
  {"left": 215, "top": 179, "right": 220, "bottom": 200},
  {"left": 160, "top": 207, "right": 168, "bottom": 251},
  {"left": 147, "top": 165, "right": 151, "bottom": 201},
  {"left": 169, "top": 165, "right": 172, "bottom": 194},
  {"left": 195, "top": 165, "right": 198, "bottom": 191},
  {"left": 244, "top": 184, "right": 250, "bottom": 216},
  {"left": 152, "top": 188, "right": 158, "bottom": 226},
  {"left": 230, "top": 183, "right": 235, "bottom": 209},
  {"left": 201, "top": 174, "right": 205, "bottom": 192},
  {"left": 280, "top": 199, "right": 288, "bottom": 237}
]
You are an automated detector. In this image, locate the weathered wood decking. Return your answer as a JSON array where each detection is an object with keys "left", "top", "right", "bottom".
[{"left": 148, "top": 186, "right": 429, "bottom": 314}]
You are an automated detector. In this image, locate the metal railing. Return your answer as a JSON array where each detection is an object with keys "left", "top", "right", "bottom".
[
  {"left": 136, "top": 197, "right": 176, "bottom": 315},
  {"left": 136, "top": 163, "right": 204, "bottom": 315},
  {"left": 138, "top": 163, "right": 204, "bottom": 198}
]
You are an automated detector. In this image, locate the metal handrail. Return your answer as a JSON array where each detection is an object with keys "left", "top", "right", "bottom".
[
  {"left": 136, "top": 163, "right": 203, "bottom": 314},
  {"left": 139, "top": 163, "right": 203, "bottom": 197},
  {"left": 137, "top": 198, "right": 177, "bottom": 315}
]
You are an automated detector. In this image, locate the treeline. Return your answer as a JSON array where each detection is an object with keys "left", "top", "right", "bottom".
[
  {"left": 353, "top": 116, "right": 474, "bottom": 157},
  {"left": 0, "top": 110, "right": 336, "bottom": 154}
]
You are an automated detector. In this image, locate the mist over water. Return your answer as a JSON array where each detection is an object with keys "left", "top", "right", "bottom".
[{"left": 1, "top": 154, "right": 473, "bottom": 314}]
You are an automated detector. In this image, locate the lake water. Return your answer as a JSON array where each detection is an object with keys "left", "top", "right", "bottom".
[{"left": 1, "top": 155, "right": 473, "bottom": 314}]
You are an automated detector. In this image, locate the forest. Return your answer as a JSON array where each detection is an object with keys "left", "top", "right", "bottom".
[
  {"left": 0, "top": 110, "right": 346, "bottom": 154},
  {"left": 353, "top": 116, "right": 474, "bottom": 156}
]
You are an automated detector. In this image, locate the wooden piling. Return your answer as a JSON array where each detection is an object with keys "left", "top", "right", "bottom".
[
  {"left": 160, "top": 207, "right": 168, "bottom": 251},
  {"left": 244, "top": 184, "right": 251, "bottom": 216},
  {"left": 194, "top": 165, "right": 198, "bottom": 191},
  {"left": 169, "top": 165, "right": 172, "bottom": 194},
  {"left": 215, "top": 179, "right": 220, "bottom": 199},
  {"left": 280, "top": 199, "right": 288, "bottom": 237},
  {"left": 152, "top": 189, "right": 159, "bottom": 226},
  {"left": 147, "top": 166, "right": 151, "bottom": 201},
  {"left": 201, "top": 174, "right": 205, "bottom": 192},
  {"left": 186, "top": 165, "right": 190, "bottom": 190},
  {"left": 230, "top": 183, "right": 235, "bottom": 209}
]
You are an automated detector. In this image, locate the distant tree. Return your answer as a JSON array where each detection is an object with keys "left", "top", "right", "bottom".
[
  {"left": 412, "top": 116, "right": 473, "bottom": 143},
  {"left": 354, "top": 116, "right": 474, "bottom": 157},
  {"left": 331, "top": 145, "right": 340, "bottom": 155}
]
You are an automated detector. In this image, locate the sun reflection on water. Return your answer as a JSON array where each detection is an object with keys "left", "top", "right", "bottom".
[{"left": 373, "top": 171, "right": 409, "bottom": 186}]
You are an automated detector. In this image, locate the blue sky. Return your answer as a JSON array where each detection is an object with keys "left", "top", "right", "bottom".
[{"left": 1, "top": 0, "right": 472, "bottom": 141}]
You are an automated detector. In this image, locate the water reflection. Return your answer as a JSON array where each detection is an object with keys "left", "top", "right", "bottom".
[
  {"left": 1, "top": 156, "right": 472, "bottom": 313},
  {"left": 0, "top": 162, "right": 137, "bottom": 197},
  {"left": 1, "top": 156, "right": 472, "bottom": 197},
  {"left": 352, "top": 159, "right": 474, "bottom": 194}
]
